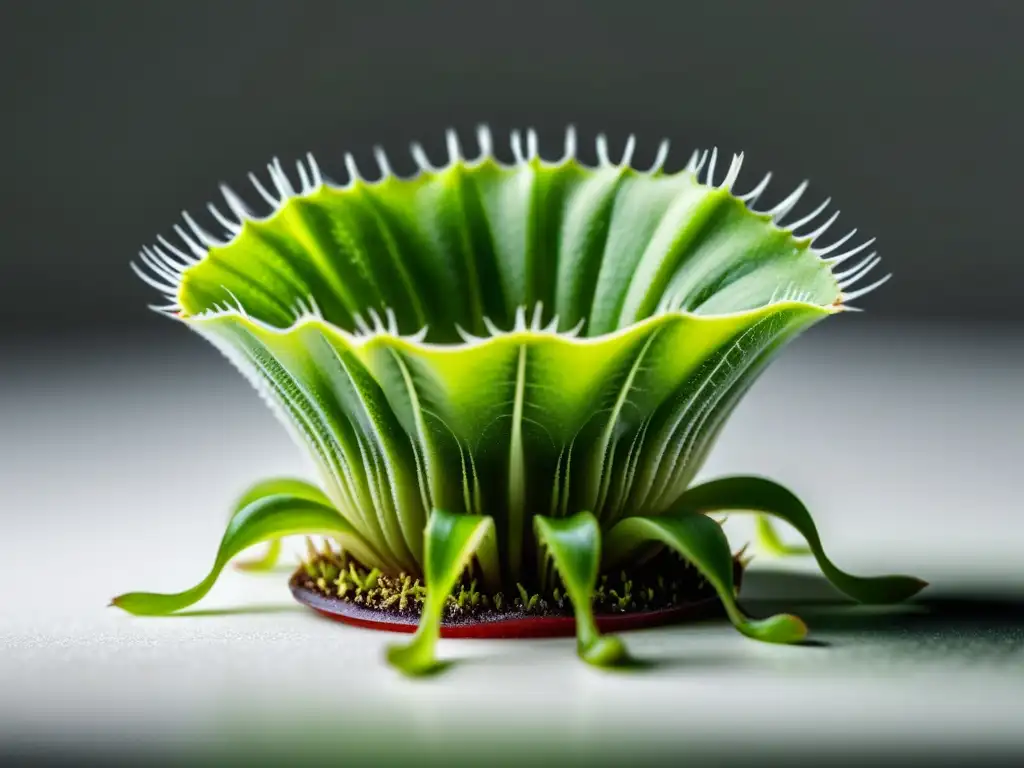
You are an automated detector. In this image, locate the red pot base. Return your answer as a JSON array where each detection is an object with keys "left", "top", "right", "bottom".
[{"left": 291, "top": 583, "right": 726, "bottom": 639}]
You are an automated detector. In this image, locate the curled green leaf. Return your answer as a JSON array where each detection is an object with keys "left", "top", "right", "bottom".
[
  {"left": 534, "top": 513, "right": 629, "bottom": 667},
  {"left": 111, "top": 494, "right": 361, "bottom": 615},
  {"left": 386, "top": 509, "right": 497, "bottom": 676},
  {"left": 230, "top": 477, "right": 331, "bottom": 571},
  {"left": 677, "top": 476, "right": 927, "bottom": 604},
  {"left": 606, "top": 513, "right": 807, "bottom": 644}
]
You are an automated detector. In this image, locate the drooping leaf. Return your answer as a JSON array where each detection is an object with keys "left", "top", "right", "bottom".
[
  {"left": 229, "top": 477, "right": 332, "bottom": 571},
  {"left": 111, "top": 494, "right": 362, "bottom": 615},
  {"left": 676, "top": 476, "right": 927, "bottom": 604},
  {"left": 753, "top": 514, "right": 812, "bottom": 558},
  {"left": 605, "top": 512, "right": 807, "bottom": 644},
  {"left": 386, "top": 509, "right": 497, "bottom": 676},
  {"left": 534, "top": 513, "right": 628, "bottom": 666}
]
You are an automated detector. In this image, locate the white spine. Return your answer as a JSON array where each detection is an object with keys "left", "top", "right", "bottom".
[{"left": 132, "top": 127, "right": 890, "bottom": 322}]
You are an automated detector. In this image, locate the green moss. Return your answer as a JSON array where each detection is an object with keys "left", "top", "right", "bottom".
[{"left": 292, "top": 537, "right": 737, "bottom": 620}]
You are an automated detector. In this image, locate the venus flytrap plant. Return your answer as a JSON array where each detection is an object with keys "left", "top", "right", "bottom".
[{"left": 114, "top": 126, "right": 925, "bottom": 675}]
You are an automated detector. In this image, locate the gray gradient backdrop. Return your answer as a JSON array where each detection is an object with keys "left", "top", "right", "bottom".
[
  {"left": 3, "top": 0, "right": 1023, "bottom": 338},
  {"left": 2, "top": 1, "right": 1023, "bottom": 765}
]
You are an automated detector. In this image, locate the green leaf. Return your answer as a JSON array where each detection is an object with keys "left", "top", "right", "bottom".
[
  {"left": 676, "top": 476, "right": 927, "bottom": 604},
  {"left": 753, "top": 514, "right": 812, "bottom": 558},
  {"left": 605, "top": 512, "right": 807, "bottom": 644},
  {"left": 386, "top": 509, "right": 497, "bottom": 676},
  {"left": 229, "top": 477, "right": 331, "bottom": 571},
  {"left": 110, "top": 494, "right": 360, "bottom": 615},
  {"left": 534, "top": 513, "right": 628, "bottom": 667}
]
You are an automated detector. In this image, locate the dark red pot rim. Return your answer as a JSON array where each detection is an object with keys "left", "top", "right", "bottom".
[{"left": 291, "top": 583, "right": 725, "bottom": 639}]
